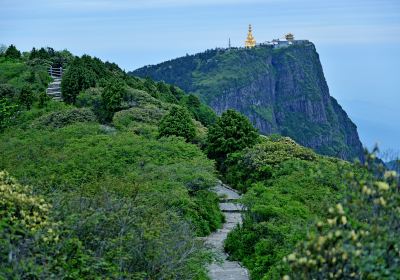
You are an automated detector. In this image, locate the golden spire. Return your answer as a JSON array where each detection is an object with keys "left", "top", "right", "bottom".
[{"left": 245, "top": 24, "right": 256, "bottom": 48}]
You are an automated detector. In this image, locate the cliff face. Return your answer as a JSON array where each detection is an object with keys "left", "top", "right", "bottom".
[{"left": 131, "top": 43, "right": 364, "bottom": 161}]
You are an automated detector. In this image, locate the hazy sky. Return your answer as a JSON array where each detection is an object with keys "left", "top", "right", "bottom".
[{"left": 1, "top": 0, "right": 399, "bottom": 158}]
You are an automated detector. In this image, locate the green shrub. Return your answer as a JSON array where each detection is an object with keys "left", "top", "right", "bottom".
[
  {"left": 158, "top": 106, "right": 196, "bottom": 142},
  {"left": 0, "top": 98, "right": 18, "bottom": 131},
  {"left": 0, "top": 123, "right": 223, "bottom": 278},
  {"left": 32, "top": 107, "right": 96, "bottom": 128},
  {"left": 225, "top": 136, "right": 316, "bottom": 192},
  {"left": 122, "top": 87, "right": 164, "bottom": 108},
  {"left": 181, "top": 94, "right": 217, "bottom": 127},
  {"left": 113, "top": 105, "right": 166, "bottom": 129},
  {"left": 0, "top": 171, "right": 104, "bottom": 279},
  {"left": 38, "top": 91, "right": 50, "bottom": 108},
  {"left": 223, "top": 136, "right": 357, "bottom": 279},
  {"left": 101, "top": 77, "right": 125, "bottom": 120},
  {"left": 61, "top": 59, "right": 96, "bottom": 104},
  {"left": 285, "top": 154, "right": 400, "bottom": 280},
  {"left": 206, "top": 109, "right": 259, "bottom": 164},
  {"left": 0, "top": 84, "right": 17, "bottom": 99},
  {"left": 18, "top": 85, "right": 35, "bottom": 109}
]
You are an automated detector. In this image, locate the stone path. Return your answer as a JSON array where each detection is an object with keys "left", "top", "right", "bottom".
[
  {"left": 46, "top": 77, "right": 62, "bottom": 101},
  {"left": 206, "top": 181, "right": 249, "bottom": 280}
]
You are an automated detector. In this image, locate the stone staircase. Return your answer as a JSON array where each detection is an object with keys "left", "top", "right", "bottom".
[
  {"left": 206, "top": 182, "right": 249, "bottom": 280},
  {"left": 46, "top": 66, "right": 63, "bottom": 101},
  {"left": 46, "top": 77, "right": 62, "bottom": 101}
]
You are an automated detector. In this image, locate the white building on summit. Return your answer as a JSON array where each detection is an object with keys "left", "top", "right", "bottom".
[
  {"left": 243, "top": 26, "right": 309, "bottom": 49},
  {"left": 264, "top": 33, "right": 309, "bottom": 49}
]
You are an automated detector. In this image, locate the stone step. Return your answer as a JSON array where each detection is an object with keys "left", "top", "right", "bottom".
[
  {"left": 47, "top": 92, "right": 61, "bottom": 96},
  {"left": 219, "top": 198, "right": 240, "bottom": 203},
  {"left": 222, "top": 209, "right": 244, "bottom": 213},
  {"left": 208, "top": 262, "right": 249, "bottom": 280},
  {"left": 47, "top": 87, "right": 61, "bottom": 91},
  {"left": 207, "top": 183, "right": 249, "bottom": 280},
  {"left": 213, "top": 182, "right": 241, "bottom": 200},
  {"left": 220, "top": 202, "right": 245, "bottom": 212}
]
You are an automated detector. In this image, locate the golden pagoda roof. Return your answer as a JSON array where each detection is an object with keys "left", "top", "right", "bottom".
[
  {"left": 245, "top": 24, "right": 256, "bottom": 48},
  {"left": 285, "top": 33, "right": 294, "bottom": 41}
]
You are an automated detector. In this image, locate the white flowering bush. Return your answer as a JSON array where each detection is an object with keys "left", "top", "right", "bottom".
[
  {"left": 0, "top": 171, "right": 54, "bottom": 232},
  {"left": 285, "top": 153, "right": 400, "bottom": 279},
  {"left": 0, "top": 171, "right": 99, "bottom": 279}
]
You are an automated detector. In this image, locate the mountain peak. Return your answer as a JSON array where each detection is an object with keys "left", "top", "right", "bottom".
[{"left": 130, "top": 43, "right": 364, "bottom": 161}]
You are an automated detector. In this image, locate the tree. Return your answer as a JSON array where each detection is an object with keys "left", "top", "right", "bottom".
[
  {"left": 18, "top": 85, "right": 34, "bottom": 109},
  {"left": 187, "top": 94, "right": 201, "bottom": 108},
  {"left": 61, "top": 59, "right": 96, "bottom": 104},
  {"left": 5, "top": 44, "right": 21, "bottom": 59},
  {"left": 101, "top": 77, "right": 124, "bottom": 120},
  {"left": 183, "top": 94, "right": 217, "bottom": 127},
  {"left": 206, "top": 109, "right": 259, "bottom": 162},
  {"left": 158, "top": 106, "right": 196, "bottom": 142},
  {"left": 29, "top": 47, "right": 38, "bottom": 59}
]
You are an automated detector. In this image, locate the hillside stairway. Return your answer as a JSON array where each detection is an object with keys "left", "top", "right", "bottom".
[
  {"left": 206, "top": 181, "right": 249, "bottom": 280},
  {"left": 46, "top": 66, "right": 63, "bottom": 101}
]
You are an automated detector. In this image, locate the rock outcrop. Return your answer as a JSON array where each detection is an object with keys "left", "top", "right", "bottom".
[{"left": 131, "top": 43, "right": 364, "bottom": 161}]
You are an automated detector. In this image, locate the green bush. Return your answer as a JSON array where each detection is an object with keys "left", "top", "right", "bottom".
[
  {"left": 32, "top": 107, "right": 96, "bottom": 128},
  {"left": 0, "top": 84, "right": 17, "bottom": 99},
  {"left": 206, "top": 109, "right": 259, "bottom": 164},
  {"left": 0, "top": 171, "right": 105, "bottom": 279},
  {"left": 0, "top": 123, "right": 223, "bottom": 278},
  {"left": 122, "top": 87, "right": 164, "bottom": 109},
  {"left": 101, "top": 76, "right": 125, "bottom": 120},
  {"left": 225, "top": 136, "right": 316, "bottom": 192},
  {"left": 18, "top": 85, "right": 35, "bottom": 109},
  {"left": 0, "top": 57, "right": 50, "bottom": 93},
  {"left": 285, "top": 153, "right": 400, "bottom": 279},
  {"left": 0, "top": 98, "right": 18, "bottom": 131},
  {"left": 113, "top": 105, "right": 166, "bottom": 129},
  {"left": 158, "top": 106, "right": 196, "bottom": 142},
  {"left": 61, "top": 59, "right": 96, "bottom": 104},
  {"left": 181, "top": 94, "right": 217, "bottom": 127},
  {"left": 223, "top": 136, "right": 357, "bottom": 279}
]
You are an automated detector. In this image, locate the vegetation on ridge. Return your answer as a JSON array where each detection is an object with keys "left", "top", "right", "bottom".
[
  {"left": 0, "top": 43, "right": 398, "bottom": 280},
  {"left": 0, "top": 44, "right": 222, "bottom": 279}
]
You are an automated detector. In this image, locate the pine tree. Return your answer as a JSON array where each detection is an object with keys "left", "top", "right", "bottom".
[
  {"left": 158, "top": 106, "right": 196, "bottom": 142},
  {"left": 5, "top": 44, "right": 21, "bottom": 59},
  {"left": 206, "top": 109, "right": 259, "bottom": 162},
  {"left": 101, "top": 77, "right": 124, "bottom": 120}
]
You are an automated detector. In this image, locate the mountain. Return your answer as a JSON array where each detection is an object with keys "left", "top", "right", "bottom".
[
  {"left": 131, "top": 42, "right": 364, "bottom": 161},
  {"left": 386, "top": 160, "right": 400, "bottom": 173}
]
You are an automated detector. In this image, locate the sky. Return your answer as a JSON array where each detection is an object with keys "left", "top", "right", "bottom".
[{"left": 1, "top": 0, "right": 399, "bottom": 159}]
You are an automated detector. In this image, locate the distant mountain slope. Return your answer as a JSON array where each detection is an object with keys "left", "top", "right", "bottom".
[
  {"left": 130, "top": 43, "right": 364, "bottom": 161},
  {"left": 386, "top": 160, "right": 400, "bottom": 173}
]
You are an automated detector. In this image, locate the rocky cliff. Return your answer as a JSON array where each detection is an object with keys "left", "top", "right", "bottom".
[{"left": 130, "top": 43, "right": 364, "bottom": 161}]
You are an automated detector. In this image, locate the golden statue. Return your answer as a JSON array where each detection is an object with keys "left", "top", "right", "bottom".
[{"left": 245, "top": 24, "right": 256, "bottom": 48}]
